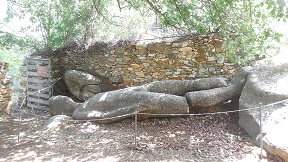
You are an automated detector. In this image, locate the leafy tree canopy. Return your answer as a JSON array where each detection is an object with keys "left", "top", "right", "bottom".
[{"left": 2, "top": 0, "right": 288, "bottom": 64}]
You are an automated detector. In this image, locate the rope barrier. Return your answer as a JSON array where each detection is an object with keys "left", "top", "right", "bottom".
[
  {"left": 16, "top": 73, "right": 288, "bottom": 147},
  {"left": 59, "top": 98, "right": 288, "bottom": 123},
  {"left": 15, "top": 97, "right": 288, "bottom": 122},
  {"left": 16, "top": 80, "right": 288, "bottom": 153},
  {"left": 17, "top": 75, "right": 63, "bottom": 108},
  {"left": 17, "top": 76, "right": 64, "bottom": 142},
  {"left": 27, "top": 76, "right": 63, "bottom": 96},
  {"left": 13, "top": 108, "right": 50, "bottom": 119}
]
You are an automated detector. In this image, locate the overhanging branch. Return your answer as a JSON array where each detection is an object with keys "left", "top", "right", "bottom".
[
  {"left": 91, "top": 0, "right": 117, "bottom": 25},
  {"left": 144, "top": 0, "right": 180, "bottom": 30}
]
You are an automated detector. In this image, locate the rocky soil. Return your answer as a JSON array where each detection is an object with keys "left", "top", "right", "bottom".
[{"left": 0, "top": 108, "right": 284, "bottom": 162}]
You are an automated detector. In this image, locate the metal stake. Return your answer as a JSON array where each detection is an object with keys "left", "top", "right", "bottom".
[
  {"left": 17, "top": 96, "right": 26, "bottom": 142},
  {"left": 134, "top": 109, "right": 138, "bottom": 149},
  {"left": 259, "top": 103, "right": 263, "bottom": 159},
  {"left": 27, "top": 95, "right": 38, "bottom": 124}
]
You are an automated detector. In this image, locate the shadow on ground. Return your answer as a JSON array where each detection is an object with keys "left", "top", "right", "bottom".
[{"left": 0, "top": 108, "right": 284, "bottom": 162}]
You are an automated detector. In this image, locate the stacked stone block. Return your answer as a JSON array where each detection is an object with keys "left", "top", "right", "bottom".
[
  {"left": 33, "top": 33, "right": 241, "bottom": 91},
  {"left": 0, "top": 62, "right": 12, "bottom": 114}
]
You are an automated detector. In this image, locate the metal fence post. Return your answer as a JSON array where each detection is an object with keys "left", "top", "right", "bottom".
[
  {"left": 259, "top": 103, "right": 263, "bottom": 159},
  {"left": 134, "top": 109, "right": 138, "bottom": 149},
  {"left": 17, "top": 95, "right": 26, "bottom": 142}
]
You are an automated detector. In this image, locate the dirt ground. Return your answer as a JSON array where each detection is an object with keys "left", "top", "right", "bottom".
[{"left": 0, "top": 108, "right": 284, "bottom": 162}]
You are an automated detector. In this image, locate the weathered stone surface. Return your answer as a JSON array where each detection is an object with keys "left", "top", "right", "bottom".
[
  {"left": 185, "top": 86, "right": 238, "bottom": 108},
  {"left": 109, "top": 75, "right": 123, "bottom": 84},
  {"left": 179, "top": 47, "right": 192, "bottom": 52},
  {"left": 42, "top": 115, "right": 71, "bottom": 131},
  {"left": 185, "top": 66, "right": 252, "bottom": 110},
  {"left": 65, "top": 70, "right": 102, "bottom": 86},
  {"left": 0, "top": 62, "right": 11, "bottom": 114},
  {"left": 139, "top": 78, "right": 227, "bottom": 96},
  {"left": 49, "top": 95, "right": 80, "bottom": 116},
  {"left": 203, "top": 95, "right": 240, "bottom": 113},
  {"left": 239, "top": 55, "right": 288, "bottom": 161},
  {"left": 84, "top": 85, "right": 101, "bottom": 94},
  {"left": 72, "top": 87, "right": 189, "bottom": 123},
  {"left": 64, "top": 70, "right": 102, "bottom": 101},
  {"left": 33, "top": 33, "right": 244, "bottom": 93},
  {"left": 263, "top": 106, "right": 288, "bottom": 161},
  {"left": 82, "top": 85, "right": 101, "bottom": 101}
]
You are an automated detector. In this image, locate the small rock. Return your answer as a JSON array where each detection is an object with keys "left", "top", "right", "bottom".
[{"left": 42, "top": 115, "right": 71, "bottom": 131}]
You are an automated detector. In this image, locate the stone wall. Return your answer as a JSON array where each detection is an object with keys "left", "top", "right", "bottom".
[
  {"left": 0, "top": 62, "right": 12, "bottom": 114},
  {"left": 32, "top": 33, "right": 241, "bottom": 96}
]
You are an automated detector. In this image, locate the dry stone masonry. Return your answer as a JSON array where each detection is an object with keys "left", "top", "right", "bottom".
[
  {"left": 35, "top": 33, "right": 287, "bottom": 160},
  {"left": 32, "top": 33, "right": 241, "bottom": 94},
  {"left": 0, "top": 62, "right": 12, "bottom": 114}
]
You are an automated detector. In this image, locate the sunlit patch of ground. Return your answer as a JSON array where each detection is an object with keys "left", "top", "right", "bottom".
[{"left": 0, "top": 108, "right": 284, "bottom": 162}]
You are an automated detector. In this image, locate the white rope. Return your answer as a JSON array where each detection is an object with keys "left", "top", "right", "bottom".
[
  {"left": 17, "top": 76, "right": 64, "bottom": 142},
  {"left": 59, "top": 98, "right": 288, "bottom": 122},
  {"left": 15, "top": 97, "right": 288, "bottom": 122},
  {"left": 15, "top": 76, "right": 63, "bottom": 115},
  {"left": 15, "top": 73, "right": 288, "bottom": 122},
  {"left": 13, "top": 108, "right": 50, "bottom": 119},
  {"left": 27, "top": 76, "right": 63, "bottom": 96}
]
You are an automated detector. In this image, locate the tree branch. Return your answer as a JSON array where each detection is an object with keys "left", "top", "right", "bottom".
[
  {"left": 144, "top": 0, "right": 180, "bottom": 30},
  {"left": 116, "top": 0, "right": 122, "bottom": 12},
  {"left": 7, "top": 0, "right": 26, "bottom": 8},
  {"left": 172, "top": 0, "right": 190, "bottom": 30},
  {"left": 91, "top": 0, "right": 116, "bottom": 25}
]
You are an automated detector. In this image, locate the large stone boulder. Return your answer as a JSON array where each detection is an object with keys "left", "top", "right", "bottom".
[
  {"left": 72, "top": 87, "right": 190, "bottom": 123},
  {"left": 263, "top": 106, "right": 288, "bottom": 161},
  {"left": 64, "top": 70, "right": 102, "bottom": 101},
  {"left": 138, "top": 77, "right": 227, "bottom": 96},
  {"left": 239, "top": 54, "right": 288, "bottom": 161},
  {"left": 42, "top": 115, "right": 71, "bottom": 131},
  {"left": 51, "top": 77, "right": 230, "bottom": 123},
  {"left": 49, "top": 95, "right": 79, "bottom": 116},
  {"left": 185, "top": 67, "right": 252, "bottom": 111}
]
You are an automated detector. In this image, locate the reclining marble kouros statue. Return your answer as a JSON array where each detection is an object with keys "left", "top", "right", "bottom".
[
  {"left": 49, "top": 67, "right": 252, "bottom": 123},
  {"left": 49, "top": 53, "right": 288, "bottom": 161},
  {"left": 64, "top": 70, "right": 102, "bottom": 101}
]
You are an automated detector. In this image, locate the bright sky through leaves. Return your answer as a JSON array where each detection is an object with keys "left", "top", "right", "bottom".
[{"left": 0, "top": 0, "right": 7, "bottom": 20}]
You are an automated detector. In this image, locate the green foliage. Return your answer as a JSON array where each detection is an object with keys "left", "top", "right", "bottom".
[
  {"left": 16, "top": 0, "right": 94, "bottom": 49},
  {"left": 0, "top": 47, "right": 28, "bottom": 87},
  {"left": 121, "top": 0, "right": 288, "bottom": 64},
  {"left": 5, "top": 0, "right": 157, "bottom": 49},
  {"left": 86, "top": 0, "right": 156, "bottom": 41},
  {"left": 3, "top": 0, "right": 288, "bottom": 64},
  {"left": 0, "top": 30, "right": 32, "bottom": 50},
  {"left": 82, "top": 0, "right": 288, "bottom": 65}
]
